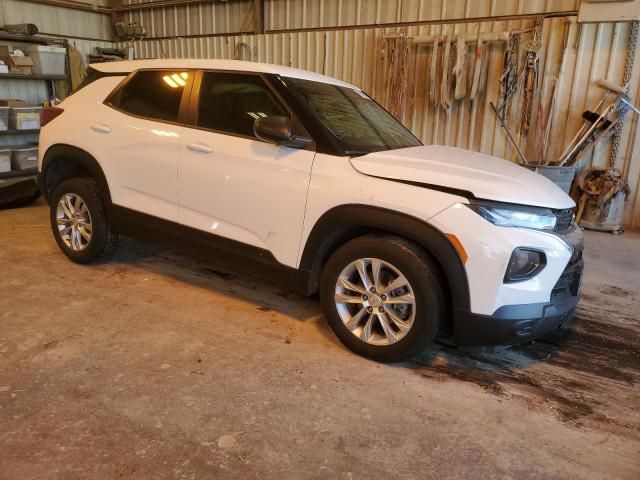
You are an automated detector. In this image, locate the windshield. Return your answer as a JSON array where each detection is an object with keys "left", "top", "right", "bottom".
[{"left": 286, "top": 77, "right": 421, "bottom": 155}]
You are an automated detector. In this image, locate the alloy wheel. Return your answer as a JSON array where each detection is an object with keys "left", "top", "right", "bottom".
[
  {"left": 56, "top": 193, "right": 93, "bottom": 251},
  {"left": 334, "top": 257, "right": 417, "bottom": 346}
]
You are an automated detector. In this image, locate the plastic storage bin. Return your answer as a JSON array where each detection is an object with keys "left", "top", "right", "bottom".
[
  {"left": 0, "top": 106, "right": 8, "bottom": 130},
  {"left": 9, "top": 107, "right": 41, "bottom": 130},
  {"left": 0, "top": 148, "right": 10, "bottom": 173},
  {"left": 11, "top": 146, "right": 38, "bottom": 171},
  {"left": 25, "top": 45, "right": 66, "bottom": 76}
]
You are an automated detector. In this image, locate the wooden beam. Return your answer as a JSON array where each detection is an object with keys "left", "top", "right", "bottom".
[
  {"left": 111, "top": 0, "right": 217, "bottom": 12},
  {"left": 19, "top": 0, "right": 110, "bottom": 14},
  {"left": 254, "top": 0, "right": 265, "bottom": 34}
]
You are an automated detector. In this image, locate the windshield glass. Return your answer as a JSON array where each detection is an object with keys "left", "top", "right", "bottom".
[{"left": 286, "top": 77, "right": 421, "bottom": 155}]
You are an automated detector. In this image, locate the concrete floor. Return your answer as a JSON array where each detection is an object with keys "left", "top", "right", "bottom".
[{"left": 1, "top": 200, "right": 639, "bottom": 480}]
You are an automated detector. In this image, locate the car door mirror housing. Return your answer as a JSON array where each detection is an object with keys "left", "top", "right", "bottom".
[{"left": 253, "top": 116, "right": 312, "bottom": 149}]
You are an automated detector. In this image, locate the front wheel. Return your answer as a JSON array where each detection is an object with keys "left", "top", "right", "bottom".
[
  {"left": 49, "top": 177, "right": 118, "bottom": 264},
  {"left": 320, "top": 235, "right": 445, "bottom": 363}
]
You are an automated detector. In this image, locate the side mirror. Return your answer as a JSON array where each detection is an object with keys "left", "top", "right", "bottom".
[{"left": 253, "top": 115, "right": 312, "bottom": 149}]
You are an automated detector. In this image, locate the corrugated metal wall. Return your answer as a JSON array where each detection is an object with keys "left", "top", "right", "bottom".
[
  {"left": 123, "top": 0, "right": 257, "bottom": 37},
  {"left": 2, "top": 0, "right": 112, "bottom": 41},
  {"left": 118, "top": 0, "right": 640, "bottom": 228},
  {"left": 0, "top": 0, "right": 113, "bottom": 147},
  {"left": 264, "top": 0, "right": 581, "bottom": 30},
  {"left": 121, "top": 0, "right": 582, "bottom": 35},
  {"left": 10, "top": 0, "right": 637, "bottom": 228},
  {"left": 0, "top": 0, "right": 113, "bottom": 64}
]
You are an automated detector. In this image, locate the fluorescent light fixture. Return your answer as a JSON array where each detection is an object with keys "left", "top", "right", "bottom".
[
  {"left": 162, "top": 72, "right": 188, "bottom": 88},
  {"left": 163, "top": 75, "right": 178, "bottom": 88},
  {"left": 171, "top": 73, "right": 186, "bottom": 86}
]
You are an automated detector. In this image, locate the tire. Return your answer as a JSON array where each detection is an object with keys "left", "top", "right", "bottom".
[
  {"left": 49, "top": 177, "right": 118, "bottom": 264},
  {"left": 0, "top": 179, "right": 40, "bottom": 209},
  {"left": 320, "top": 235, "right": 445, "bottom": 362}
]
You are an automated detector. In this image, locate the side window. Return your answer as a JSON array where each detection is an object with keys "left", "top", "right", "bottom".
[
  {"left": 197, "top": 72, "right": 289, "bottom": 138},
  {"left": 110, "top": 70, "right": 189, "bottom": 122}
]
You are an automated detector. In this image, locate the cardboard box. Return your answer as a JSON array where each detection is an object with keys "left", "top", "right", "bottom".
[
  {"left": 0, "top": 99, "right": 27, "bottom": 107},
  {"left": 0, "top": 46, "right": 34, "bottom": 75}
]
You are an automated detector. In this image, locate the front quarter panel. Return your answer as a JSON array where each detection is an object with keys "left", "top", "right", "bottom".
[
  {"left": 298, "top": 153, "right": 466, "bottom": 265},
  {"left": 428, "top": 203, "right": 574, "bottom": 315}
]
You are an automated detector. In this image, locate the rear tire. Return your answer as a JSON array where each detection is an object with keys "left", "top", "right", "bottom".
[
  {"left": 320, "top": 235, "right": 445, "bottom": 363},
  {"left": 50, "top": 177, "right": 118, "bottom": 264}
]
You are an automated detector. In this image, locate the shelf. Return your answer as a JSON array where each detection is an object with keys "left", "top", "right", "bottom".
[
  {"left": 0, "top": 168, "right": 37, "bottom": 180},
  {"left": 0, "top": 32, "right": 65, "bottom": 46},
  {"left": 0, "top": 73, "right": 69, "bottom": 81},
  {"left": 0, "top": 129, "right": 39, "bottom": 135}
]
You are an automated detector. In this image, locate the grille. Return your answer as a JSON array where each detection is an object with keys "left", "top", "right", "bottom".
[
  {"left": 553, "top": 208, "right": 575, "bottom": 233},
  {"left": 551, "top": 245, "right": 584, "bottom": 299}
]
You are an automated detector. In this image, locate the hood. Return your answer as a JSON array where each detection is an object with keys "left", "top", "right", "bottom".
[{"left": 349, "top": 145, "right": 575, "bottom": 209}]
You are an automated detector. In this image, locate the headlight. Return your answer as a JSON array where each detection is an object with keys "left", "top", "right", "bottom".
[
  {"left": 467, "top": 200, "right": 557, "bottom": 230},
  {"left": 504, "top": 248, "right": 547, "bottom": 282}
]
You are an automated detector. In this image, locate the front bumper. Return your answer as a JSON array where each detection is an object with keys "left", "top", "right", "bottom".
[
  {"left": 453, "top": 295, "right": 578, "bottom": 346},
  {"left": 453, "top": 240, "right": 584, "bottom": 346}
]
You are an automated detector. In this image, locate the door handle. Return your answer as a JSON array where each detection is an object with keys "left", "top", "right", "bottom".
[
  {"left": 90, "top": 124, "right": 111, "bottom": 134},
  {"left": 186, "top": 143, "right": 213, "bottom": 154}
]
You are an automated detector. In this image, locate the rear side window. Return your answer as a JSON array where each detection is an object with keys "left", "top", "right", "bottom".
[
  {"left": 196, "top": 72, "right": 288, "bottom": 137},
  {"left": 109, "top": 70, "right": 190, "bottom": 123}
]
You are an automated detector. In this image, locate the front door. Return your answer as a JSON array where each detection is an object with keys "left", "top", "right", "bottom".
[{"left": 178, "top": 71, "right": 315, "bottom": 267}]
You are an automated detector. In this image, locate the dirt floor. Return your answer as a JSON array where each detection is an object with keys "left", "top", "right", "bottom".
[{"left": 1, "top": 200, "right": 639, "bottom": 480}]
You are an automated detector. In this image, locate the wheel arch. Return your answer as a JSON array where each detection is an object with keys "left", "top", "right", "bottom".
[
  {"left": 298, "top": 204, "right": 470, "bottom": 316},
  {"left": 40, "top": 144, "right": 111, "bottom": 206}
]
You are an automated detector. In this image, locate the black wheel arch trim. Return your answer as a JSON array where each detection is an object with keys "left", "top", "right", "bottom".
[
  {"left": 40, "top": 144, "right": 111, "bottom": 206},
  {"left": 298, "top": 204, "right": 470, "bottom": 311}
]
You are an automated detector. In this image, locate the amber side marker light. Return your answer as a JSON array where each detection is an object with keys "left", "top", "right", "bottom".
[{"left": 446, "top": 233, "right": 468, "bottom": 264}]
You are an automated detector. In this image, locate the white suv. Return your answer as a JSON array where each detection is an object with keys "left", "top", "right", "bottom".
[{"left": 37, "top": 59, "right": 583, "bottom": 362}]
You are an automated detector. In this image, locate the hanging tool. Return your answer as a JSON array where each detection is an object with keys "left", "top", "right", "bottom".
[
  {"left": 440, "top": 34, "right": 452, "bottom": 111},
  {"left": 489, "top": 101, "right": 528, "bottom": 164},
  {"left": 385, "top": 34, "right": 411, "bottom": 120},
  {"left": 453, "top": 35, "right": 467, "bottom": 100},
  {"left": 469, "top": 32, "right": 484, "bottom": 100},
  {"left": 429, "top": 35, "right": 439, "bottom": 106},
  {"left": 498, "top": 33, "right": 520, "bottom": 122},
  {"left": 520, "top": 19, "right": 543, "bottom": 136}
]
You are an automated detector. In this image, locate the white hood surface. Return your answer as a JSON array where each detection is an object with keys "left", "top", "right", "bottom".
[{"left": 349, "top": 145, "right": 575, "bottom": 209}]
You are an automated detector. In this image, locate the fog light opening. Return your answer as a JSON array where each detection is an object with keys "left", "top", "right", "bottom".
[{"left": 504, "top": 248, "right": 546, "bottom": 283}]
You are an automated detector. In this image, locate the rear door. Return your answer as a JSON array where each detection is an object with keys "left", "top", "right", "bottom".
[
  {"left": 97, "top": 69, "right": 193, "bottom": 221},
  {"left": 177, "top": 71, "right": 315, "bottom": 267}
]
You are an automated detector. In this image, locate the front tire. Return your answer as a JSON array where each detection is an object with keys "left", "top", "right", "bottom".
[
  {"left": 320, "top": 235, "right": 445, "bottom": 362},
  {"left": 50, "top": 177, "right": 118, "bottom": 264}
]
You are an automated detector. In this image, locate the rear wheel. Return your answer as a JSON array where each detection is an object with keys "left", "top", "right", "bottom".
[
  {"left": 320, "top": 235, "right": 445, "bottom": 362},
  {"left": 50, "top": 177, "right": 118, "bottom": 264}
]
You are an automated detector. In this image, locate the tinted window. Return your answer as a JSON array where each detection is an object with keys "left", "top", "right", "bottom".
[
  {"left": 197, "top": 73, "right": 288, "bottom": 137},
  {"left": 287, "top": 77, "right": 421, "bottom": 155},
  {"left": 112, "top": 70, "right": 189, "bottom": 122}
]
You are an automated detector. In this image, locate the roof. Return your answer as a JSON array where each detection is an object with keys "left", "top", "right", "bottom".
[{"left": 91, "top": 59, "right": 358, "bottom": 89}]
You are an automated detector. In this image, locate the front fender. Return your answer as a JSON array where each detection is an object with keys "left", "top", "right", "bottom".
[{"left": 297, "top": 204, "right": 470, "bottom": 313}]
